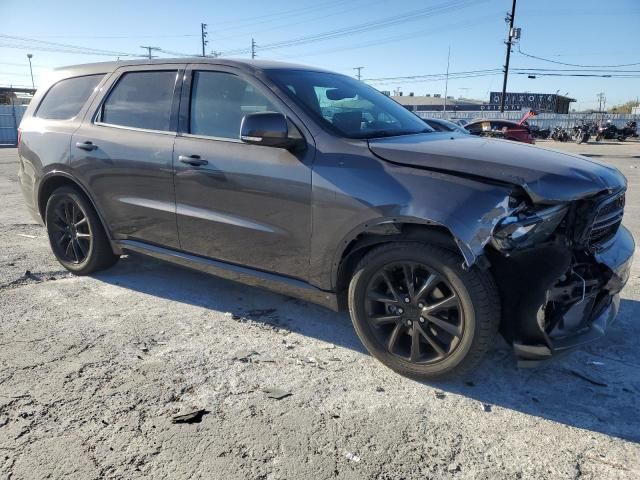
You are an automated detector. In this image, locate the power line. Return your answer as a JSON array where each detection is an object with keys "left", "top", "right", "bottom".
[
  {"left": 367, "top": 72, "right": 503, "bottom": 87},
  {"left": 515, "top": 72, "right": 640, "bottom": 78},
  {"left": 212, "top": 0, "right": 348, "bottom": 31},
  {"left": 156, "top": 48, "right": 199, "bottom": 57},
  {"left": 516, "top": 45, "right": 640, "bottom": 68},
  {"left": 22, "top": 34, "right": 199, "bottom": 39},
  {"left": 0, "top": 34, "right": 140, "bottom": 57},
  {"left": 364, "top": 69, "right": 502, "bottom": 82},
  {"left": 265, "top": 14, "right": 496, "bottom": 62},
  {"left": 219, "top": 0, "right": 482, "bottom": 56},
  {"left": 214, "top": 0, "right": 381, "bottom": 42}
]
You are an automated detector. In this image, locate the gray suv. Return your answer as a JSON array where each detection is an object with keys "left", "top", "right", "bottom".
[{"left": 18, "top": 58, "right": 634, "bottom": 379}]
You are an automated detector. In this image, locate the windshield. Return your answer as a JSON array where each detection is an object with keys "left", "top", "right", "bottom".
[{"left": 266, "top": 69, "right": 433, "bottom": 139}]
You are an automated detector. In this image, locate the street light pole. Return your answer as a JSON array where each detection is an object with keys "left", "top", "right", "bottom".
[
  {"left": 27, "top": 54, "right": 34, "bottom": 90},
  {"left": 443, "top": 46, "right": 450, "bottom": 113}
]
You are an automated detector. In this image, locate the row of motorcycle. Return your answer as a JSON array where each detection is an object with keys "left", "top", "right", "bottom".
[{"left": 543, "top": 121, "right": 638, "bottom": 144}]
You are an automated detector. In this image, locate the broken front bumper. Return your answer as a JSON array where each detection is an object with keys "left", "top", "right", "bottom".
[{"left": 499, "top": 226, "right": 634, "bottom": 366}]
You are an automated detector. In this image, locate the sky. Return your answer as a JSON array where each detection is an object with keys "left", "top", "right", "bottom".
[{"left": 1, "top": 0, "right": 639, "bottom": 110}]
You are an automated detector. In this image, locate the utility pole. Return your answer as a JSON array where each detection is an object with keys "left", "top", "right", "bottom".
[
  {"left": 459, "top": 87, "right": 470, "bottom": 98},
  {"left": 597, "top": 92, "right": 605, "bottom": 112},
  {"left": 251, "top": 38, "right": 257, "bottom": 59},
  {"left": 499, "top": 0, "right": 518, "bottom": 113},
  {"left": 443, "top": 46, "right": 450, "bottom": 113},
  {"left": 596, "top": 92, "right": 607, "bottom": 124},
  {"left": 140, "top": 46, "right": 159, "bottom": 59},
  {"left": 353, "top": 66, "right": 364, "bottom": 81},
  {"left": 26, "top": 53, "right": 34, "bottom": 90},
  {"left": 201, "top": 23, "right": 208, "bottom": 57}
]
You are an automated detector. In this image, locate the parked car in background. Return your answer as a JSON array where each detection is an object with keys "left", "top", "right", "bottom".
[
  {"left": 421, "top": 117, "right": 469, "bottom": 134},
  {"left": 18, "top": 58, "right": 633, "bottom": 380},
  {"left": 464, "top": 119, "right": 535, "bottom": 144},
  {"left": 451, "top": 118, "right": 468, "bottom": 127}
]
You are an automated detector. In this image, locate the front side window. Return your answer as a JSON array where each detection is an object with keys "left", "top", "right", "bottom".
[
  {"left": 190, "top": 71, "right": 277, "bottom": 139},
  {"left": 101, "top": 70, "right": 177, "bottom": 131},
  {"left": 36, "top": 74, "right": 104, "bottom": 120},
  {"left": 266, "top": 69, "right": 432, "bottom": 139}
]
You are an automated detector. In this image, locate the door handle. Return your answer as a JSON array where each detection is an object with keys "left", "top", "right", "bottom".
[
  {"left": 76, "top": 141, "right": 98, "bottom": 151},
  {"left": 178, "top": 154, "right": 208, "bottom": 167}
]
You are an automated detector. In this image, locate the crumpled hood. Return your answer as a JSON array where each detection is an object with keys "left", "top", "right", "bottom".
[{"left": 368, "top": 133, "right": 626, "bottom": 203}]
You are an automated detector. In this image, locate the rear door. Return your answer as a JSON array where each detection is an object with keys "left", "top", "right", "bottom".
[
  {"left": 172, "top": 65, "right": 314, "bottom": 280},
  {"left": 71, "top": 65, "right": 184, "bottom": 248}
]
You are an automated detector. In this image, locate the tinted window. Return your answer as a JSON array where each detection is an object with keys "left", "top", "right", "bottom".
[
  {"left": 266, "top": 70, "right": 431, "bottom": 139},
  {"left": 101, "top": 71, "right": 177, "bottom": 131},
  {"left": 36, "top": 74, "right": 104, "bottom": 120},
  {"left": 190, "top": 71, "right": 277, "bottom": 139}
]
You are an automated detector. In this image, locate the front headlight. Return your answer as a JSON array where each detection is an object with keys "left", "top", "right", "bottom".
[{"left": 492, "top": 204, "right": 568, "bottom": 251}]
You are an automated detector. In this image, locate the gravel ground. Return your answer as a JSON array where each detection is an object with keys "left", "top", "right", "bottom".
[{"left": 1, "top": 140, "right": 639, "bottom": 479}]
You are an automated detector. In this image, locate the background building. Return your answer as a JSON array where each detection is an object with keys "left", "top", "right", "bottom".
[
  {"left": 488, "top": 92, "right": 575, "bottom": 114},
  {"left": 391, "top": 91, "right": 576, "bottom": 114},
  {"left": 391, "top": 93, "right": 485, "bottom": 112}
]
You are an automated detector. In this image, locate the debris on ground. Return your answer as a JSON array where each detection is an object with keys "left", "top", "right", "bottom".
[
  {"left": 435, "top": 391, "right": 446, "bottom": 399},
  {"left": 375, "top": 386, "right": 385, "bottom": 393},
  {"left": 587, "top": 360, "right": 605, "bottom": 366},
  {"left": 482, "top": 404, "right": 492, "bottom": 413},
  {"left": 234, "top": 350, "right": 259, "bottom": 363},
  {"left": 263, "top": 388, "right": 292, "bottom": 400},
  {"left": 568, "top": 368, "right": 608, "bottom": 387},
  {"left": 245, "top": 308, "right": 277, "bottom": 319},
  {"left": 16, "top": 233, "right": 37, "bottom": 239},
  {"left": 344, "top": 451, "right": 361, "bottom": 463},
  {"left": 171, "top": 409, "right": 210, "bottom": 424}
]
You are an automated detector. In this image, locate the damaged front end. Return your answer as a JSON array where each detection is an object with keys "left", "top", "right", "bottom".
[{"left": 486, "top": 188, "right": 634, "bottom": 366}]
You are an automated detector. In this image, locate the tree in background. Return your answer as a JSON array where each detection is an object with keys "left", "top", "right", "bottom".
[{"left": 609, "top": 100, "right": 640, "bottom": 114}]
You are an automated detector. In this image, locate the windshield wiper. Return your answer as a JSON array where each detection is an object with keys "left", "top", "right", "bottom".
[{"left": 363, "top": 128, "right": 432, "bottom": 139}]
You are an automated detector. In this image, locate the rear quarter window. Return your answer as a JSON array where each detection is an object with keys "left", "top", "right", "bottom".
[
  {"left": 100, "top": 70, "right": 177, "bottom": 132},
  {"left": 36, "top": 74, "right": 105, "bottom": 120}
]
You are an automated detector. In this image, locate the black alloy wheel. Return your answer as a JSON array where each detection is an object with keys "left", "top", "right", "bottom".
[
  {"left": 45, "top": 186, "right": 119, "bottom": 275},
  {"left": 49, "top": 197, "right": 92, "bottom": 264},
  {"left": 364, "top": 261, "right": 464, "bottom": 364},
  {"left": 348, "top": 242, "right": 500, "bottom": 379}
]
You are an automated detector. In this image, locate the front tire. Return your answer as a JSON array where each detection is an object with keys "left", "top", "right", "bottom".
[
  {"left": 45, "top": 186, "right": 119, "bottom": 275},
  {"left": 348, "top": 243, "right": 500, "bottom": 380}
]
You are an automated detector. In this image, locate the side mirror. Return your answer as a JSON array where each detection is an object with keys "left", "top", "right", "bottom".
[{"left": 240, "top": 112, "right": 302, "bottom": 150}]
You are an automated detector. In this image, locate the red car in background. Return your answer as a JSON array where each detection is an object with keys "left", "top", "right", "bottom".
[
  {"left": 464, "top": 110, "right": 536, "bottom": 144},
  {"left": 464, "top": 119, "right": 535, "bottom": 144}
]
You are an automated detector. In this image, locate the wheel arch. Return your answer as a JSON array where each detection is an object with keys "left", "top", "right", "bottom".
[
  {"left": 37, "top": 172, "right": 119, "bottom": 253},
  {"left": 332, "top": 220, "right": 469, "bottom": 309}
]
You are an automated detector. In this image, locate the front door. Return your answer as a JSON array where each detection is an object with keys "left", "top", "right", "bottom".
[
  {"left": 172, "top": 67, "right": 313, "bottom": 280},
  {"left": 71, "top": 65, "right": 184, "bottom": 248}
]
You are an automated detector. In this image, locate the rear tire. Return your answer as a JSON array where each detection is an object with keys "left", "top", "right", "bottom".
[
  {"left": 348, "top": 242, "right": 500, "bottom": 380},
  {"left": 45, "top": 186, "right": 119, "bottom": 275}
]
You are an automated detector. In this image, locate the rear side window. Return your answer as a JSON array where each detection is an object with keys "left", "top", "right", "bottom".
[
  {"left": 36, "top": 74, "right": 104, "bottom": 120},
  {"left": 101, "top": 70, "right": 177, "bottom": 132},
  {"left": 190, "top": 71, "right": 277, "bottom": 139}
]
